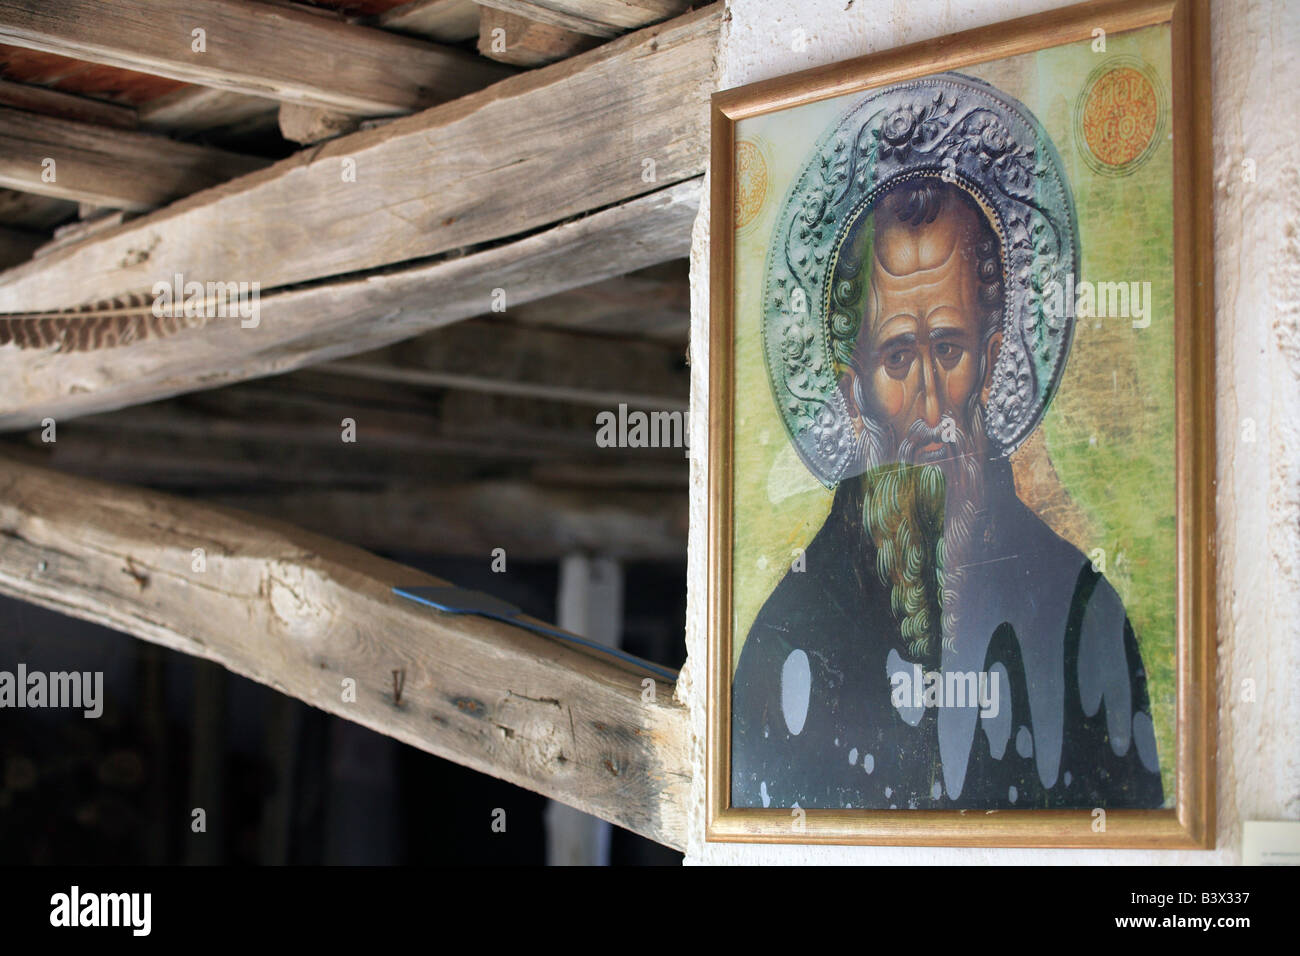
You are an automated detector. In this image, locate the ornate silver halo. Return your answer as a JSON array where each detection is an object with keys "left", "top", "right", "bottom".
[{"left": 761, "top": 71, "right": 1080, "bottom": 488}]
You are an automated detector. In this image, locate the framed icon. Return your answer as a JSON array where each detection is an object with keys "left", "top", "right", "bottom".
[{"left": 706, "top": 0, "right": 1214, "bottom": 847}]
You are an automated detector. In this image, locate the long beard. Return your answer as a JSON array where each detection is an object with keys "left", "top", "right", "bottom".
[{"left": 856, "top": 401, "right": 988, "bottom": 658}]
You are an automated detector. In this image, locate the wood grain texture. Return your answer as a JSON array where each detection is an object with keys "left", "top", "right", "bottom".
[
  {"left": 0, "top": 177, "right": 701, "bottom": 429},
  {"left": 478, "top": 6, "right": 600, "bottom": 66},
  {"left": 0, "top": 454, "right": 691, "bottom": 848},
  {"left": 378, "top": 0, "right": 481, "bottom": 42},
  {"left": 0, "top": 4, "right": 718, "bottom": 313},
  {"left": 505, "top": 261, "right": 689, "bottom": 342},
  {"left": 7, "top": 424, "right": 687, "bottom": 491},
  {"left": 474, "top": 0, "right": 691, "bottom": 38},
  {"left": 0, "top": 40, "right": 188, "bottom": 105},
  {"left": 0, "top": 76, "right": 137, "bottom": 128},
  {"left": 0, "top": 105, "right": 268, "bottom": 211},
  {"left": 0, "top": 0, "right": 509, "bottom": 115},
  {"left": 277, "top": 103, "right": 361, "bottom": 144},
  {"left": 58, "top": 372, "right": 646, "bottom": 464},
  {"left": 206, "top": 482, "right": 688, "bottom": 561},
  {"left": 321, "top": 317, "right": 688, "bottom": 409},
  {"left": 35, "top": 209, "right": 131, "bottom": 258},
  {"left": 137, "top": 85, "right": 279, "bottom": 135}
]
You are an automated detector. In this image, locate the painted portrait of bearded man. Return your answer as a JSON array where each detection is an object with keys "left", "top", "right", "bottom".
[{"left": 730, "top": 73, "right": 1165, "bottom": 812}]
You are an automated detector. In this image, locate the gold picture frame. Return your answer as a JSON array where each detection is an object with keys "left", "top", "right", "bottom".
[{"left": 706, "top": 0, "right": 1215, "bottom": 847}]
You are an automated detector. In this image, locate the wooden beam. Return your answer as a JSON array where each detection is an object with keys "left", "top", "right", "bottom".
[
  {"left": 33, "top": 209, "right": 131, "bottom": 258},
  {"left": 6, "top": 354, "right": 682, "bottom": 491},
  {"left": 0, "top": 77, "right": 137, "bottom": 129},
  {"left": 505, "top": 261, "right": 688, "bottom": 342},
  {"left": 69, "top": 374, "right": 620, "bottom": 461},
  {"left": 137, "top": 85, "right": 279, "bottom": 135},
  {"left": 0, "top": 4, "right": 719, "bottom": 313},
  {"left": 277, "top": 105, "right": 358, "bottom": 145},
  {"left": 320, "top": 318, "right": 688, "bottom": 410},
  {"left": 377, "top": 0, "right": 481, "bottom": 42},
  {"left": 0, "top": 40, "right": 188, "bottom": 105},
  {"left": 8, "top": 430, "right": 481, "bottom": 490},
  {"left": 206, "top": 482, "right": 687, "bottom": 561},
  {"left": 0, "top": 454, "right": 691, "bottom": 848},
  {"left": 0, "top": 106, "right": 268, "bottom": 211},
  {"left": 277, "top": 104, "right": 361, "bottom": 145},
  {"left": 0, "top": 0, "right": 510, "bottom": 116},
  {"left": 5, "top": 429, "right": 686, "bottom": 491},
  {"left": 478, "top": 6, "right": 600, "bottom": 67},
  {"left": 473, "top": 0, "right": 691, "bottom": 38},
  {"left": 0, "top": 177, "right": 702, "bottom": 430}
]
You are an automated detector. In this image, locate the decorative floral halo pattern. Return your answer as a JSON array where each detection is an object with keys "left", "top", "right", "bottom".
[{"left": 760, "top": 72, "right": 1081, "bottom": 488}]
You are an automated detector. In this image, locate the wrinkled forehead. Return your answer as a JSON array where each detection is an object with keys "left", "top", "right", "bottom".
[
  {"left": 872, "top": 196, "right": 984, "bottom": 278},
  {"left": 863, "top": 201, "right": 985, "bottom": 328}
]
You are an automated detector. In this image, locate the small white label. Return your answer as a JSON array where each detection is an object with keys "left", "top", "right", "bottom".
[{"left": 1243, "top": 821, "right": 1300, "bottom": 865}]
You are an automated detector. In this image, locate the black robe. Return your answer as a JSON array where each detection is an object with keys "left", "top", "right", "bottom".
[{"left": 731, "top": 458, "right": 1165, "bottom": 810}]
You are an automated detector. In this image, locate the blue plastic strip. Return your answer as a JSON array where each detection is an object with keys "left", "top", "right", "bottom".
[{"left": 393, "top": 585, "right": 678, "bottom": 683}]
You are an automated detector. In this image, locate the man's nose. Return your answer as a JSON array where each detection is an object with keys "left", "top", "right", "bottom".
[{"left": 917, "top": 350, "right": 942, "bottom": 428}]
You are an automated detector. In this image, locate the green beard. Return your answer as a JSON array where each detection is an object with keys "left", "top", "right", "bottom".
[{"left": 861, "top": 462, "right": 948, "bottom": 659}]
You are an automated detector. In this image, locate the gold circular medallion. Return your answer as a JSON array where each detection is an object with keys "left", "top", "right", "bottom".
[
  {"left": 735, "top": 139, "right": 768, "bottom": 230},
  {"left": 1076, "top": 61, "right": 1165, "bottom": 176}
]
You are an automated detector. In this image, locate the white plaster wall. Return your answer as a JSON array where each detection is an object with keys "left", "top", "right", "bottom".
[{"left": 680, "top": 0, "right": 1299, "bottom": 864}]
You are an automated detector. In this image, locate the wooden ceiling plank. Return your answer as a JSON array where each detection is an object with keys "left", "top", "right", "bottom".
[
  {"left": 478, "top": 6, "right": 600, "bottom": 66},
  {"left": 321, "top": 318, "right": 688, "bottom": 410},
  {"left": 203, "top": 481, "right": 686, "bottom": 561},
  {"left": 472, "top": 0, "right": 692, "bottom": 38},
  {"left": 377, "top": 0, "right": 482, "bottom": 42},
  {"left": 136, "top": 85, "right": 279, "bottom": 135},
  {"left": 0, "top": 0, "right": 511, "bottom": 116},
  {"left": 0, "top": 105, "right": 269, "bottom": 211},
  {"left": 8, "top": 422, "right": 687, "bottom": 490},
  {"left": 0, "top": 76, "right": 137, "bottom": 128}
]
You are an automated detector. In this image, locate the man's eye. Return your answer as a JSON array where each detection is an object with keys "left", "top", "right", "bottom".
[
  {"left": 935, "top": 342, "right": 962, "bottom": 367},
  {"left": 884, "top": 349, "right": 913, "bottom": 371}
]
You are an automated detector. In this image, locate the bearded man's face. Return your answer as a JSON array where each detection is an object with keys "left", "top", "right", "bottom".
[
  {"left": 843, "top": 189, "right": 1003, "bottom": 657},
  {"left": 851, "top": 192, "right": 1000, "bottom": 472}
]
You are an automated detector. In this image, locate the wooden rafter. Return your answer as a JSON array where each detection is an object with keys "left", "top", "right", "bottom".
[
  {"left": 0, "top": 454, "right": 691, "bottom": 847},
  {"left": 205, "top": 482, "right": 687, "bottom": 561},
  {"left": 136, "top": 85, "right": 278, "bottom": 135},
  {"left": 320, "top": 318, "right": 688, "bottom": 410},
  {"left": 473, "top": 0, "right": 692, "bottom": 38},
  {"left": 377, "top": 0, "right": 481, "bottom": 42},
  {"left": 0, "top": 4, "right": 718, "bottom": 313},
  {"left": 0, "top": 0, "right": 511, "bottom": 116},
  {"left": 8, "top": 424, "right": 687, "bottom": 491},
  {"left": 477, "top": 6, "right": 600, "bottom": 67},
  {"left": 0, "top": 76, "right": 137, "bottom": 128},
  {"left": 49, "top": 366, "right": 678, "bottom": 470},
  {"left": 504, "top": 263, "right": 689, "bottom": 342},
  {"left": 0, "top": 105, "right": 267, "bottom": 210},
  {"left": 0, "top": 177, "right": 701, "bottom": 429}
]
